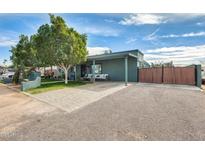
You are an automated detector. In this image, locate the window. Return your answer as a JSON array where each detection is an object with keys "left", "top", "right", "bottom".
[{"left": 92, "top": 64, "right": 102, "bottom": 74}]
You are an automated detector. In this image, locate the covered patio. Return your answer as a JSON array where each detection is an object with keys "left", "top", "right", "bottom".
[{"left": 76, "top": 50, "right": 143, "bottom": 86}]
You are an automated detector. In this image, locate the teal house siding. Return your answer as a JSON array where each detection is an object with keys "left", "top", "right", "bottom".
[
  {"left": 77, "top": 57, "right": 138, "bottom": 82},
  {"left": 128, "top": 57, "right": 137, "bottom": 82},
  {"left": 75, "top": 49, "right": 146, "bottom": 82},
  {"left": 97, "top": 57, "right": 137, "bottom": 82},
  {"left": 98, "top": 58, "right": 125, "bottom": 81},
  {"left": 76, "top": 65, "right": 81, "bottom": 80}
]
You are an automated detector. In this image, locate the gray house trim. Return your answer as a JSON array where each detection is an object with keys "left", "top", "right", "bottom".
[
  {"left": 90, "top": 54, "right": 135, "bottom": 85},
  {"left": 88, "top": 50, "right": 140, "bottom": 61},
  {"left": 75, "top": 49, "right": 145, "bottom": 85}
]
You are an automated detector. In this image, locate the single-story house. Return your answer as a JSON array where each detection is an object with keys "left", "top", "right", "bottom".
[
  {"left": 37, "top": 49, "right": 149, "bottom": 85},
  {"left": 74, "top": 49, "right": 148, "bottom": 85}
]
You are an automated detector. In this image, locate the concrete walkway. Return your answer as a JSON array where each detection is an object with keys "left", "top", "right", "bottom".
[{"left": 34, "top": 82, "right": 131, "bottom": 113}]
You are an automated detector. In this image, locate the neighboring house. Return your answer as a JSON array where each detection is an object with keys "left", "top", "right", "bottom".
[
  {"left": 0, "top": 68, "right": 15, "bottom": 82},
  {"left": 0, "top": 65, "right": 15, "bottom": 81},
  {"left": 0, "top": 65, "right": 6, "bottom": 75},
  {"left": 143, "top": 60, "right": 150, "bottom": 68},
  {"left": 38, "top": 66, "right": 62, "bottom": 78},
  {"left": 0, "top": 71, "right": 15, "bottom": 80},
  {"left": 75, "top": 49, "right": 147, "bottom": 84}
]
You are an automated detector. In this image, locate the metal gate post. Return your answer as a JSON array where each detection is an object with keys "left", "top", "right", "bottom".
[
  {"left": 125, "top": 56, "right": 128, "bottom": 86},
  {"left": 162, "top": 65, "right": 164, "bottom": 83},
  {"left": 195, "top": 65, "right": 202, "bottom": 88},
  {"left": 136, "top": 67, "right": 139, "bottom": 82}
]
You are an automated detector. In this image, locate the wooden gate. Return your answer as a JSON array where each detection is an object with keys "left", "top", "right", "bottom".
[{"left": 139, "top": 66, "right": 196, "bottom": 85}]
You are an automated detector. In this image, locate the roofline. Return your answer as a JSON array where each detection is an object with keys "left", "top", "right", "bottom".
[
  {"left": 87, "top": 52, "right": 139, "bottom": 61},
  {"left": 114, "top": 49, "right": 143, "bottom": 56},
  {"left": 128, "top": 53, "right": 138, "bottom": 58},
  {"left": 87, "top": 49, "right": 143, "bottom": 60}
]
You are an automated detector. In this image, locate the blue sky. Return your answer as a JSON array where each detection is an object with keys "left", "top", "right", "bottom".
[{"left": 0, "top": 13, "right": 205, "bottom": 66}]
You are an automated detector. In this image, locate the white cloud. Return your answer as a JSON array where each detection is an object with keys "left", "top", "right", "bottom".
[
  {"left": 119, "top": 14, "right": 205, "bottom": 26},
  {"left": 144, "top": 44, "right": 205, "bottom": 66},
  {"left": 144, "top": 31, "right": 205, "bottom": 41},
  {"left": 143, "top": 28, "right": 160, "bottom": 41},
  {"left": 161, "top": 31, "right": 205, "bottom": 38},
  {"left": 119, "top": 14, "right": 167, "bottom": 25},
  {"left": 81, "top": 26, "right": 120, "bottom": 37},
  {"left": 0, "top": 37, "right": 17, "bottom": 47},
  {"left": 125, "top": 38, "right": 137, "bottom": 44},
  {"left": 87, "top": 47, "right": 112, "bottom": 56}
]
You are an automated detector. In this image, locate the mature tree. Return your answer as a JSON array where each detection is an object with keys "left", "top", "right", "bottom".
[
  {"left": 32, "top": 24, "right": 55, "bottom": 68},
  {"left": 10, "top": 14, "right": 88, "bottom": 84},
  {"left": 10, "top": 35, "right": 36, "bottom": 67},
  {"left": 49, "top": 14, "right": 88, "bottom": 84},
  {"left": 10, "top": 35, "right": 36, "bottom": 83}
]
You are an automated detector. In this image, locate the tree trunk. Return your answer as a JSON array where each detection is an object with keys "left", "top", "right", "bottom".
[{"left": 64, "top": 68, "right": 68, "bottom": 84}]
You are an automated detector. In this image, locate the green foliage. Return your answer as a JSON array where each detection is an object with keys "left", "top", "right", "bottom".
[
  {"left": 10, "top": 35, "right": 37, "bottom": 68},
  {"left": 31, "top": 24, "right": 55, "bottom": 67},
  {"left": 32, "top": 14, "right": 88, "bottom": 70},
  {"left": 10, "top": 14, "right": 88, "bottom": 84},
  {"left": 49, "top": 14, "right": 88, "bottom": 67},
  {"left": 10, "top": 35, "right": 37, "bottom": 84}
]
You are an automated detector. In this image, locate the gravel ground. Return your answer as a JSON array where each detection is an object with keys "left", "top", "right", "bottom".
[
  {"left": 34, "top": 82, "right": 129, "bottom": 113},
  {"left": 1, "top": 83, "right": 205, "bottom": 140}
]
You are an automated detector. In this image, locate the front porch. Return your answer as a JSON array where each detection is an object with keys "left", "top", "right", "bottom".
[{"left": 75, "top": 52, "right": 140, "bottom": 86}]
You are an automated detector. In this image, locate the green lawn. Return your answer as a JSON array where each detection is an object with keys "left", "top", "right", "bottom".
[
  {"left": 26, "top": 81, "right": 86, "bottom": 94},
  {"left": 41, "top": 78, "right": 62, "bottom": 83}
]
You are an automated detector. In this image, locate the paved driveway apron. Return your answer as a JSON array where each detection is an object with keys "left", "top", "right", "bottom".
[{"left": 34, "top": 82, "right": 130, "bottom": 113}]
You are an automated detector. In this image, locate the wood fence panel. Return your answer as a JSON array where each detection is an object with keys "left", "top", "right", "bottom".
[
  {"left": 163, "top": 67, "right": 175, "bottom": 84},
  {"left": 174, "top": 67, "right": 182, "bottom": 84},
  {"left": 139, "top": 66, "right": 196, "bottom": 85},
  {"left": 152, "top": 67, "right": 163, "bottom": 83},
  {"left": 174, "top": 67, "right": 195, "bottom": 85},
  {"left": 139, "top": 68, "right": 153, "bottom": 83}
]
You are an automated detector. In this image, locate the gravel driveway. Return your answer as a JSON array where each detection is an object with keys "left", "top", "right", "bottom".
[
  {"left": 34, "top": 82, "right": 129, "bottom": 113},
  {"left": 1, "top": 83, "right": 205, "bottom": 140}
]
